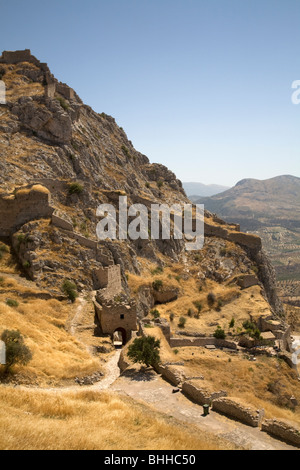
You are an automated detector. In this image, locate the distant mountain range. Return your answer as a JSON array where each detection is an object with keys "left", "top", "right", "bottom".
[
  {"left": 183, "top": 182, "right": 230, "bottom": 199},
  {"left": 196, "top": 175, "right": 300, "bottom": 301},
  {"left": 196, "top": 175, "right": 300, "bottom": 231}
]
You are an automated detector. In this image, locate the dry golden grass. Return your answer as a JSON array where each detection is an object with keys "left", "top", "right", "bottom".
[
  {"left": 175, "top": 346, "right": 300, "bottom": 425},
  {"left": 0, "top": 387, "right": 235, "bottom": 450},
  {"left": 0, "top": 244, "right": 100, "bottom": 385},
  {"left": 1, "top": 63, "right": 44, "bottom": 102},
  {"left": 128, "top": 257, "right": 271, "bottom": 337}
]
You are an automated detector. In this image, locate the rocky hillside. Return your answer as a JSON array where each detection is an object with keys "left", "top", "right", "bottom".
[{"left": 0, "top": 50, "right": 286, "bottom": 324}]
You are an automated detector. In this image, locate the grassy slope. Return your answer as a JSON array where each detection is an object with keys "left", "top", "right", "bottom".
[
  {"left": 0, "top": 388, "right": 237, "bottom": 450},
  {"left": 0, "top": 242, "right": 100, "bottom": 385}
]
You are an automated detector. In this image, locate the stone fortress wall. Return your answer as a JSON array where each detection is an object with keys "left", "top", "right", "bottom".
[
  {"left": 0, "top": 49, "right": 81, "bottom": 103},
  {"left": 0, "top": 185, "right": 54, "bottom": 237}
]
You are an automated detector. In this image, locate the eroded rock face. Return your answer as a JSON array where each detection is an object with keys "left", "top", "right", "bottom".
[{"left": 11, "top": 96, "right": 73, "bottom": 144}]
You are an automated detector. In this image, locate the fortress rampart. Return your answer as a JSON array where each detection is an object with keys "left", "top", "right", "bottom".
[{"left": 0, "top": 185, "right": 54, "bottom": 236}]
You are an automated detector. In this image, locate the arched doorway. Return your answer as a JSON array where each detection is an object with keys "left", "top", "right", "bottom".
[{"left": 113, "top": 328, "right": 127, "bottom": 347}]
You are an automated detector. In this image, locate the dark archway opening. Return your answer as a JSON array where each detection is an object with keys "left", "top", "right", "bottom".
[{"left": 113, "top": 327, "right": 127, "bottom": 347}]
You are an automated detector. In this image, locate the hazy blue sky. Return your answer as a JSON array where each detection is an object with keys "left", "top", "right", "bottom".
[{"left": 1, "top": 0, "right": 300, "bottom": 186}]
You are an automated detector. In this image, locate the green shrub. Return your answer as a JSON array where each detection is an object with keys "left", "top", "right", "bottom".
[
  {"left": 68, "top": 182, "right": 84, "bottom": 195},
  {"left": 229, "top": 318, "right": 235, "bottom": 328},
  {"left": 56, "top": 96, "right": 69, "bottom": 111},
  {"left": 207, "top": 292, "right": 216, "bottom": 306},
  {"left": 169, "top": 312, "right": 175, "bottom": 322},
  {"left": 193, "top": 301, "right": 202, "bottom": 314},
  {"left": 150, "top": 309, "right": 160, "bottom": 319},
  {"left": 242, "top": 320, "right": 256, "bottom": 331},
  {"left": 156, "top": 180, "right": 164, "bottom": 189},
  {"left": 121, "top": 145, "right": 132, "bottom": 159},
  {"left": 178, "top": 316, "right": 186, "bottom": 328},
  {"left": 62, "top": 280, "right": 78, "bottom": 303},
  {"left": 213, "top": 327, "right": 226, "bottom": 340},
  {"left": 1, "top": 329, "right": 32, "bottom": 373},
  {"left": 152, "top": 279, "right": 163, "bottom": 291},
  {"left": 151, "top": 266, "right": 164, "bottom": 275},
  {"left": 0, "top": 244, "right": 9, "bottom": 253},
  {"left": 6, "top": 299, "right": 19, "bottom": 308},
  {"left": 187, "top": 308, "right": 194, "bottom": 317},
  {"left": 17, "top": 234, "right": 26, "bottom": 243}
]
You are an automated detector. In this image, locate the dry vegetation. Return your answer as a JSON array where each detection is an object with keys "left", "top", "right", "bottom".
[
  {"left": 0, "top": 387, "right": 237, "bottom": 450},
  {"left": 128, "top": 253, "right": 271, "bottom": 337},
  {"left": 0, "top": 242, "right": 100, "bottom": 385},
  {"left": 174, "top": 347, "right": 300, "bottom": 424}
]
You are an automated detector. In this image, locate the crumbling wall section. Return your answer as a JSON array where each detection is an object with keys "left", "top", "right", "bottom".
[
  {"left": 0, "top": 185, "right": 53, "bottom": 236},
  {"left": 261, "top": 419, "right": 300, "bottom": 448},
  {"left": 212, "top": 397, "right": 265, "bottom": 427},
  {"left": 182, "top": 380, "right": 227, "bottom": 405}
]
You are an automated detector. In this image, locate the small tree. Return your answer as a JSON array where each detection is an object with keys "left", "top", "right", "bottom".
[
  {"left": 193, "top": 301, "right": 202, "bottom": 315},
  {"left": 127, "top": 336, "right": 161, "bottom": 368},
  {"left": 178, "top": 316, "right": 187, "bottom": 328},
  {"left": 213, "top": 327, "right": 226, "bottom": 340},
  {"left": 1, "top": 330, "right": 32, "bottom": 373},
  {"left": 150, "top": 309, "right": 160, "bottom": 319},
  {"left": 207, "top": 292, "right": 216, "bottom": 307},
  {"left": 229, "top": 318, "right": 235, "bottom": 329},
  {"left": 62, "top": 280, "right": 78, "bottom": 303}
]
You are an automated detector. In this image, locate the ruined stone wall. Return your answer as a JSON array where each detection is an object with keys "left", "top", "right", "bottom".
[
  {"left": 93, "top": 265, "right": 122, "bottom": 294},
  {"left": 154, "top": 364, "right": 186, "bottom": 386},
  {"left": 212, "top": 397, "right": 265, "bottom": 427},
  {"left": 182, "top": 380, "right": 227, "bottom": 406},
  {"left": 203, "top": 221, "right": 262, "bottom": 251},
  {"left": 51, "top": 213, "right": 74, "bottom": 232},
  {"left": 0, "top": 185, "right": 53, "bottom": 236},
  {"left": 0, "top": 49, "right": 49, "bottom": 72},
  {"left": 169, "top": 336, "right": 237, "bottom": 350},
  {"left": 262, "top": 419, "right": 300, "bottom": 448},
  {"left": 0, "top": 49, "right": 79, "bottom": 103}
]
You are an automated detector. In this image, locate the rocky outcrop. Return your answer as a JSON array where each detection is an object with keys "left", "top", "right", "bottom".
[{"left": 250, "top": 249, "right": 285, "bottom": 317}]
